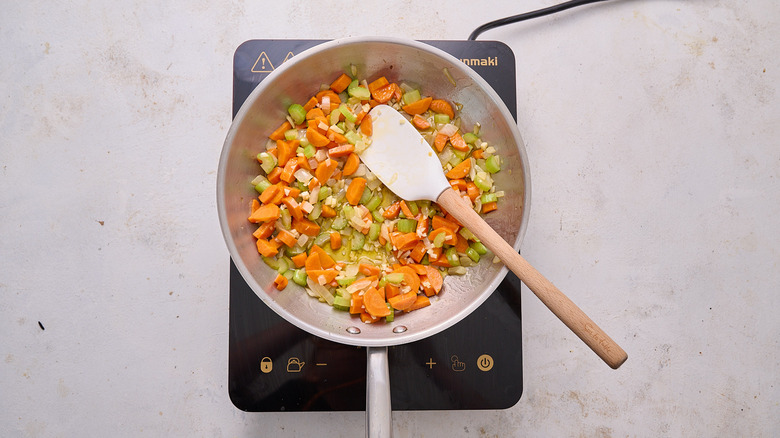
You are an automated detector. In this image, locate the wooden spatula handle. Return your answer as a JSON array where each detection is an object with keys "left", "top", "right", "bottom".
[{"left": 437, "top": 188, "right": 628, "bottom": 369}]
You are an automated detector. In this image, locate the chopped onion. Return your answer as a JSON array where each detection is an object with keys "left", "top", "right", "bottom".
[
  {"left": 294, "top": 168, "right": 313, "bottom": 183},
  {"left": 321, "top": 96, "right": 330, "bottom": 113},
  {"left": 307, "top": 278, "right": 334, "bottom": 305},
  {"left": 439, "top": 123, "right": 458, "bottom": 137}
]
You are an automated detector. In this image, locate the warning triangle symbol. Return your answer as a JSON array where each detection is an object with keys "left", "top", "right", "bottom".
[
  {"left": 282, "top": 51, "right": 295, "bottom": 64},
  {"left": 251, "top": 51, "right": 275, "bottom": 73}
]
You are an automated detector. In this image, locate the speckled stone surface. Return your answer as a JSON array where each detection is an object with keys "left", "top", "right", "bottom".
[{"left": 2, "top": 1, "right": 778, "bottom": 436}]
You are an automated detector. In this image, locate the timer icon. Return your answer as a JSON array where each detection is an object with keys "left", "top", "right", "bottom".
[{"left": 477, "top": 354, "right": 494, "bottom": 372}]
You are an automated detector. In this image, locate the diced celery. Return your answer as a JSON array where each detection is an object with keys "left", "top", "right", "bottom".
[
  {"left": 385, "top": 273, "right": 405, "bottom": 284},
  {"left": 462, "top": 132, "right": 479, "bottom": 144},
  {"left": 402, "top": 89, "right": 421, "bottom": 105},
  {"left": 313, "top": 232, "right": 331, "bottom": 247},
  {"left": 466, "top": 248, "right": 480, "bottom": 263},
  {"left": 339, "top": 104, "right": 358, "bottom": 123},
  {"left": 257, "top": 152, "right": 276, "bottom": 174},
  {"left": 485, "top": 155, "right": 501, "bottom": 174},
  {"left": 284, "top": 129, "right": 299, "bottom": 141},
  {"left": 452, "top": 148, "right": 469, "bottom": 160},
  {"left": 344, "top": 130, "right": 361, "bottom": 145},
  {"left": 280, "top": 208, "right": 292, "bottom": 229},
  {"left": 406, "top": 201, "right": 419, "bottom": 216},
  {"left": 262, "top": 256, "right": 280, "bottom": 270},
  {"left": 337, "top": 276, "right": 356, "bottom": 287},
  {"left": 332, "top": 294, "right": 351, "bottom": 311},
  {"left": 433, "top": 113, "right": 450, "bottom": 125},
  {"left": 318, "top": 186, "right": 332, "bottom": 202},
  {"left": 342, "top": 204, "right": 354, "bottom": 219},
  {"left": 433, "top": 232, "right": 446, "bottom": 248},
  {"left": 365, "top": 193, "right": 382, "bottom": 211},
  {"left": 360, "top": 187, "right": 373, "bottom": 205},
  {"left": 385, "top": 304, "right": 395, "bottom": 322},
  {"left": 288, "top": 104, "right": 306, "bottom": 126},
  {"left": 368, "top": 223, "right": 381, "bottom": 241},
  {"left": 337, "top": 121, "right": 346, "bottom": 132},
  {"left": 330, "top": 109, "right": 340, "bottom": 125},
  {"left": 254, "top": 180, "right": 272, "bottom": 194},
  {"left": 470, "top": 241, "right": 488, "bottom": 255},
  {"left": 292, "top": 269, "right": 308, "bottom": 286},
  {"left": 448, "top": 266, "right": 467, "bottom": 275},
  {"left": 396, "top": 219, "right": 417, "bottom": 233},
  {"left": 303, "top": 144, "right": 316, "bottom": 158},
  {"left": 347, "top": 81, "right": 371, "bottom": 100},
  {"left": 448, "top": 154, "right": 462, "bottom": 167},
  {"left": 445, "top": 247, "right": 460, "bottom": 266},
  {"left": 331, "top": 217, "right": 347, "bottom": 230},
  {"left": 351, "top": 233, "right": 365, "bottom": 251},
  {"left": 371, "top": 209, "right": 384, "bottom": 223},
  {"left": 276, "top": 257, "right": 291, "bottom": 274},
  {"left": 473, "top": 174, "right": 492, "bottom": 192},
  {"left": 480, "top": 193, "right": 498, "bottom": 204},
  {"left": 458, "top": 227, "right": 477, "bottom": 241}
]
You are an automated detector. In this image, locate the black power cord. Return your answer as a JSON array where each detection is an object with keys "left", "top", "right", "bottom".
[{"left": 468, "top": 0, "right": 614, "bottom": 40}]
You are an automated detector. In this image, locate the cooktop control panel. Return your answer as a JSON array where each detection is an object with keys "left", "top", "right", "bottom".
[{"left": 228, "top": 39, "right": 523, "bottom": 412}]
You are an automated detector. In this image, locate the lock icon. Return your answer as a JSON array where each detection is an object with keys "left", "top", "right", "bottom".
[
  {"left": 260, "top": 357, "right": 273, "bottom": 373},
  {"left": 286, "top": 357, "right": 305, "bottom": 373}
]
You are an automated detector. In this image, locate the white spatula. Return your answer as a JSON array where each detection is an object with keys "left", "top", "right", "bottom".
[{"left": 361, "top": 104, "right": 627, "bottom": 369}]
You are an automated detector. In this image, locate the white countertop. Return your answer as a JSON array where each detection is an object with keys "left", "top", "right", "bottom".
[{"left": 2, "top": 1, "right": 778, "bottom": 436}]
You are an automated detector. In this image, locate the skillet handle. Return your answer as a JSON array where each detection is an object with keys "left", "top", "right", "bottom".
[
  {"left": 366, "top": 346, "right": 392, "bottom": 438},
  {"left": 437, "top": 188, "right": 628, "bottom": 369}
]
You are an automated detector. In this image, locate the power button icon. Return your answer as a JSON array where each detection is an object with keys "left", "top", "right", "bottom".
[{"left": 477, "top": 354, "right": 494, "bottom": 372}]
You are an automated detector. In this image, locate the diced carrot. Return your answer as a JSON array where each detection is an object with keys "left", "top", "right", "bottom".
[
  {"left": 382, "top": 201, "right": 401, "bottom": 219},
  {"left": 405, "top": 295, "right": 431, "bottom": 312},
  {"left": 279, "top": 158, "right": 299, "bottom": 184},
  {"left": 251, "top": 198, "right": 260, "bottom": 213},
  {"left": 415, "top": 215, "right": 428, "bottom": 237},
  {"left": 342, "top": 153, "right": 360, "bottom": 176},
  {"left": 481, "top": 201, "right": 498, "bottom": 213},
  {"left": 349, "top": 294, "right": 364, "bottom": 314},
  {"left": 445, "top": 159, "right": 471, "bottom": 179},
  {"left": 390, "top": 232, "right": 420, "bottom": 252},
  {"left": 309, "top": 244, "right": 336, "bottom": 269},
  {"left": 434, "top": 132, "right": 448, "bottom": 152},
  {"left": 424, "top": 266, "right": 443, "bottom": 293},
  {"left": 393, "top": 266, "right": 421, "bottom": 293},
  {"left": 302, "top": 96, "right": 318, "bottom": 112},
  {"left": 411, "top": 114, "right": 431, "bottom": 130},
  {"left": 360, "top": 312, "right": 378, "bottom": 323},
  {"left": 274, "top": 274, "right": 288, "bottom": 290},
  {"left": 256, "top": 238, "right": 280, "bottom": 257},
  {"left": 327, "top": 129, "right": 349, "bottom": 145},
  {"left": 409, "top": 241, "right": 427, "bottom": 263},
  {"left": 471, "top": 148, "right": 484, "bottom": 159},
  {"left": 368, "top": 76, "right": 389, "bottom": 95},
  {"left": 307, "top": 269, "right": 338, "bottom": 284},
  {"left": 391, "top": 84, "right": 403, "bottom": 101},
  {"left": 454, "top": 233, "right": 469, "bottom": 253},
  {"left": 276, "top": 139, "right": 297, "bottom": 167},
  {"left": 402, "top": 96, "right": 432, "bottom": 115},
  {"left": 253, "top": 221, "right": 275, "bottom": 239},
  {"left": 429, "top": 99, "right": 455, "bottom": 119},
  {"left": 348, "top": 275, "right": 378, "bottom": 292},
  {"left": 449, "top": 131, "right": 469, "bottom": 152},
  {"left": 291, "top": 252, "right": 308, "bottom": 268},
  {"left": 275, "top": 229, "right": 297, "bottom": 247},
  {"left": 292, "top": 217, "right": 321, "bottom": 236},
  {"left": 266, "top": 166, "right": 282, "bottom": 184},
  {"left": 327, "top": 143, "right": 354, "bottom": 158},
  {"left": 269, "top": 121, "right": 292, "bottom": 141},
  {"left": 359, "top": 263, "right": 381, "bottom": 277},
  {"left": 308, "top": 177, "right": 320, "bottom": 191},
  {"left": 306, "top": 127, "right": 330, "bottom": 147},
  {"left": 371, "top": 83, "right": 395, "bottom": 103},
  {"left": 363, "top": 287, "right": 391, "bottom": 318},
  {"left": 305, "top": 252, "right": 322, "bottom": 271},
  {"left": 385, "top": 282, "right": 400, "bottom": 299},
  {"left": 330, "top": 231, "right": 342, "bottom": 250},
  {"left": 432, "top": 215, "right": 460, "bottom": 233},
  {"left": 345, "top": 177, "right": 367, "bottom": 206},
  {"left": 399, "top": 200, "right": 414, "bottom": 218},
  {"left": 430, "top": 257, "right": 452, "bottom": 268},
  {"left": 360, "top": 114, "right": 372, "bottom": 136},
  {"left": 248, "top": 204, "right": 280, "bottom": 223},
  {"left": 321, "top": 204, "right": 337, "bottom": 218},
  {"left": 281, "top": 197, "right": 303, "bottom": 220},
  {"left": 407, "top": 264, "right": 428, "bottom": 276},
  {"left": 388, "top": 291, "right": 416, "bottom": 311},
  {"left": 306, "top": 107, "right": 325, "bottom": 120},
  {"left": 428, "top": 227, "right": 457, "bottom": 245},
  {"left": 466, "top": 182, "right": 480, "bottom": 201},
  {"left": 330, "top": 73, "right": 352, "bottom": 93},
  {"left": 296, "top": 155, "right": 312, "bottom": 172},
  {"left": 315, "top": 90, "right": 341, "bottom": 112},
  {"left": 449, "top": 179, "right": 467, "bottom": 191},
  {"left": 259, "top": 183, "right": 284, "bottom": 205},
  {"left": 314, "top": 158, "right": 338, "bottom": 183}
]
